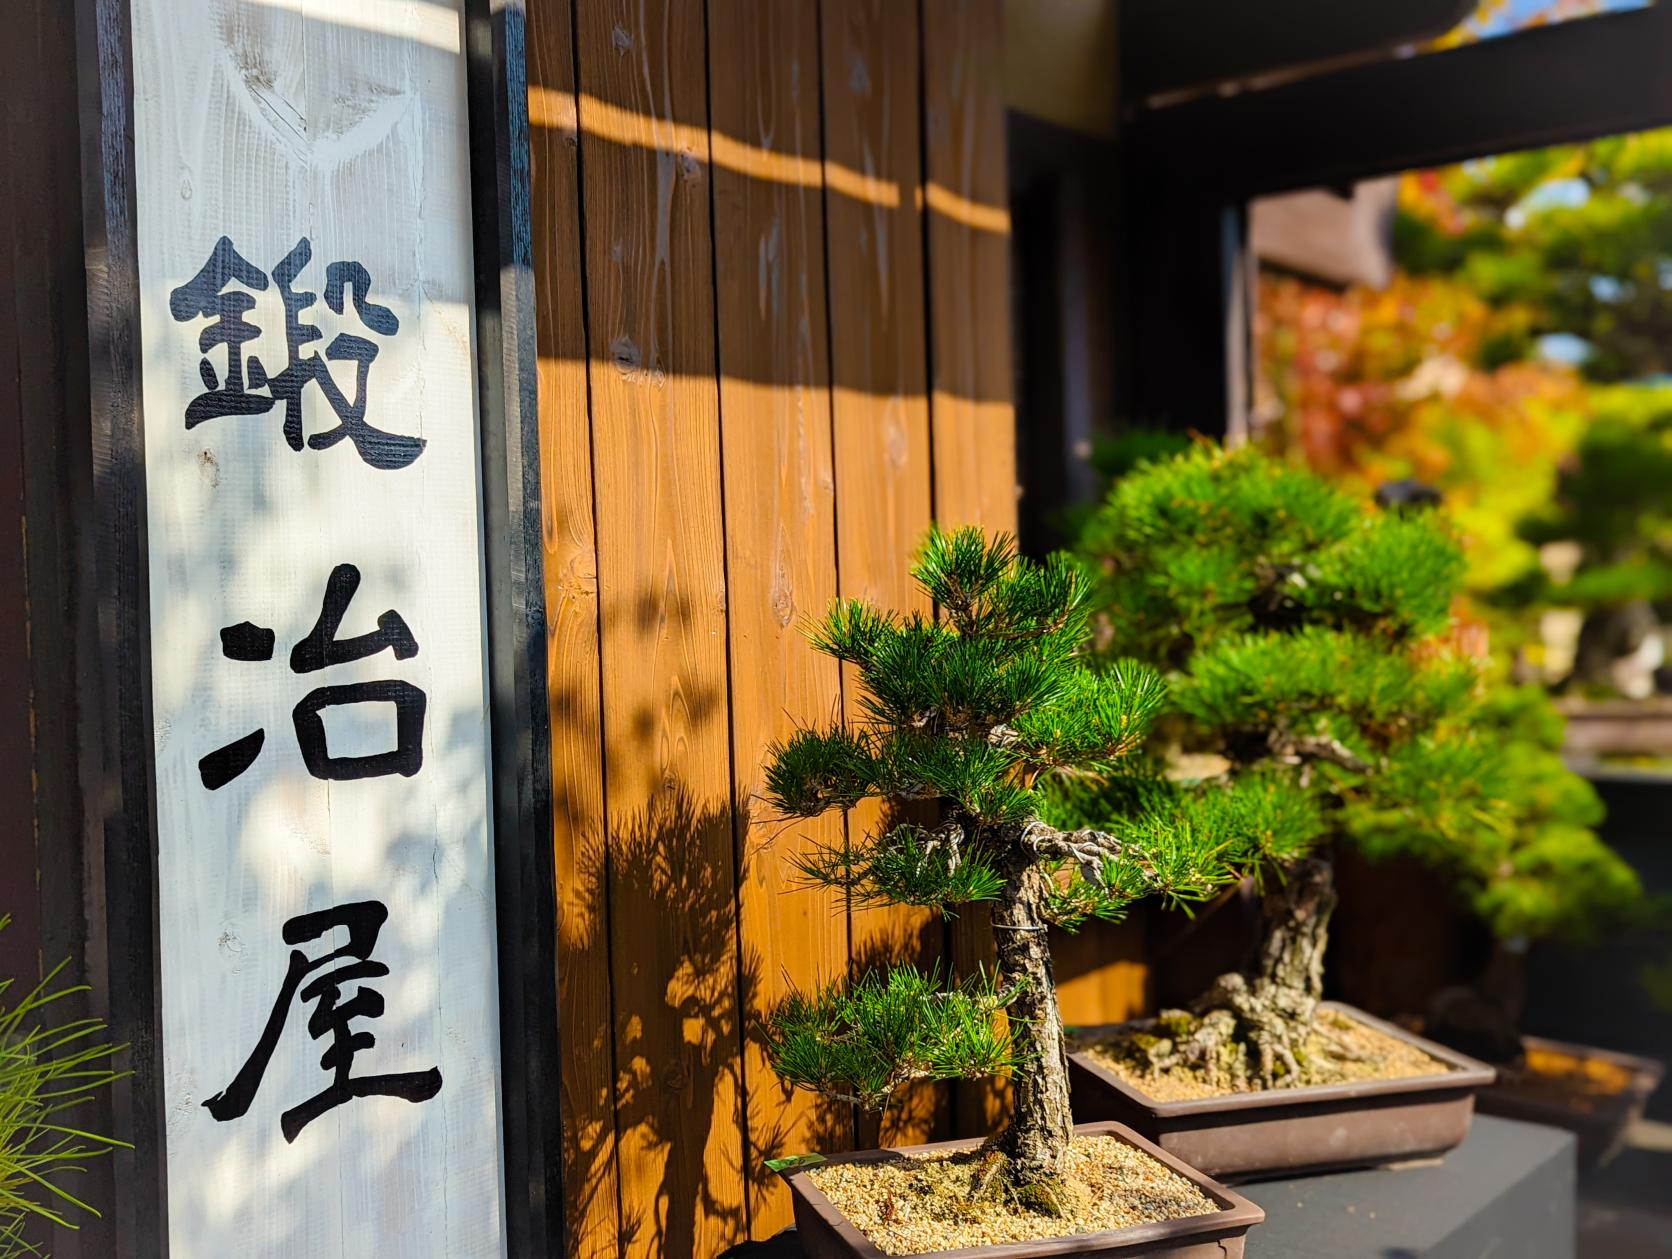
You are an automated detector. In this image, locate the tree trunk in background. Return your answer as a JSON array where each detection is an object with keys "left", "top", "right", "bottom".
[
  {"left": 1253, "top": 856, "right": 1336, "bottom": 1026},
  {"left": 1170, "top": 855, "right": 1339, "bottom": 1087},
  {"left": 1427, "top": 936, "right": 1530, "bottom": 1063}
]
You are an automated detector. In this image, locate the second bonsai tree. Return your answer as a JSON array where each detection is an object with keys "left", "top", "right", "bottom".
[
  {"left": 760, "top": 526, "right": 1264, "bottom": 1216},
  {"left": 1067, "top": 443, "right": 1489, "bottom": 1092}
]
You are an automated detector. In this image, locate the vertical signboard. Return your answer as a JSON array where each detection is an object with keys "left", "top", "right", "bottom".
[{"left": 125, "top": 1, "right": 508, "bottom": 1253}]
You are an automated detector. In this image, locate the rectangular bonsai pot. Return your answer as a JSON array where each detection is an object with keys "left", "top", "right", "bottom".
[
  {"left": 1068, "top": 1001, "right": 1495, "bottom": 1181},
  {"left": 781, "top": 1120, "right": 1264, "bottom": 1258},
  {"left": 1475, "top": 1034, "right": 1664, "bottom": 1169}
]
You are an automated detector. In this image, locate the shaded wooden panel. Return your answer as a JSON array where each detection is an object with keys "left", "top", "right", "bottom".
[
  {"left": 818, "top": 0, "right": 947, "bottom": 1150},
  {"left": 0, "top": 115, "right": 41, "bottom": 993},
  {"left": 527, "top": 1, "right": 619, "bottom": 1254},
  {"left": 1330, "top": 847, "right": 1479, "bottom": 1021},
  {"left": 922, "top": 0, "right": 1017, "bottom": 1139},
  {"left": 570, "top": 2, "right": 746, "bottom": 1254},
  {"left": 6, "top": 7, "right": 118, "bottom": 1253},
  {"left": 1052, "top": 920, "right": 1150, "bottom": 1029},
  {"left": 706, "top": 0, "right": 851, "bottom": 1237}
]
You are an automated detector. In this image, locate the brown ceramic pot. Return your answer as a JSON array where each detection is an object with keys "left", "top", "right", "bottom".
[
  {"left": 780, "top": 1120, "right": 1264, "bottom": 1258},
  {"left": 1475, "top": 1034, "right": 1664, "bottom": 1169},
  {"left": 1067, "top": 1002, "right": 1495, "bottom": 1181}
]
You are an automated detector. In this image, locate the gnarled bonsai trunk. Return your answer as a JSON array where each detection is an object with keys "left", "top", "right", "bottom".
[
  {"left": 1232, "top": 855, "right": 1336, "bottom": 1080},
  {"left": 1141, "top": 857, "right": 1338, "bottom": 1090},
  {"left": 990, "top": 855, "right": 1074, "bottom": 1208}
]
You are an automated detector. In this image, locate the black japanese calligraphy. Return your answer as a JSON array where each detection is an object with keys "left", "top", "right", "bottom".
[
  {"left": 197, "top": 563, "right": 427, "bottom": 788},
  {"left": 168, "top": 237, "right": 273, "bottom": 426},
  {"left": 202, "top": 900, "right": 443, "bottom": 1143},
  {"left": 169, "top": 236, "right": 425, "bottom": 469}
]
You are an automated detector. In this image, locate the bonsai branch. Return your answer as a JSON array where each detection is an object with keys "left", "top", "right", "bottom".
[
  {"left": 1019, "top": 820, "right": 1122, "bottom": 888},
  {"left": 1280, "top": 735, "right": 1372, "bottom": 774}
]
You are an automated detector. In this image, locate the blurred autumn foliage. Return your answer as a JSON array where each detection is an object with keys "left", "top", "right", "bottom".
[
  {"left": 1430, "top": 0, "right": 1651, "bottom": 49},
  {"left": 1255, "top": 126, "right": 1672, "bottom": 694}
]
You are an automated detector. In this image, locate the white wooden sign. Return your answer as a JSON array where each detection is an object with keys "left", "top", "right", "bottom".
[{"left": 129, "top": 1, "right": 507, "bottom": 1254}]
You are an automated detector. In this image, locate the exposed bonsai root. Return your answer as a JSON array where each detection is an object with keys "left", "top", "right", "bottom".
[
  {"left": 965, "top": 1147, "right": 1075, "bottom": 1218},
  {"left": 1107, "top": 1000, "right": 1409, "bottom": 1093},
  {"left": 1109, "top": 859, "right": 1358, "bottom": 1091}
]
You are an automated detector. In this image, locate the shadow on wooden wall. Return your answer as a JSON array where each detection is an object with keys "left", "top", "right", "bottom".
[{"left": 528, "top": 0, "right": 1028, "bottom": 1254}]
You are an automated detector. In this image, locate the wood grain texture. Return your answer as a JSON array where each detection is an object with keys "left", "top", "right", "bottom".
[
  {"left": 706, "top": 0, "right": 851, "bottom": 1237},
  {"left": 0, "top": 79, "right": 42, "bottom": 992},
  {"left": 8, "top": 5, "right": 109, "bottom": 1253},
  {"left": 570, "top": 2, "right": 746, "bottom": 1254},
  {"left": 1053, "top": 920, "right": 1150, "bottom": 1029},
  {"left": 75, "top": 0, "right": 171, "bottom": 1250},
  {"left": 923, "top": 0, "right": 1016, "bottom": 534},
  {"left": 527, "top": 1, "right": 621, "bottom": 1253},
  {"left": 818, "top": 0, "right": 947, "bottom": 1151},
  {"left": 921, "top": 0, "right": 1016, "bottom": 1140}
]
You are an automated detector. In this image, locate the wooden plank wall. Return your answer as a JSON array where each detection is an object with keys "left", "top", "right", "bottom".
[
  {"left": 527, "top": 0, "right": 1018, "bottom": 1252},
  {"left": 0, "top": 6, "right": 113, "bottom": 1256}
]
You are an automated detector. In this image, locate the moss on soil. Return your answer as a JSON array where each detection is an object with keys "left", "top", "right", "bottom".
[
  {"left": 806, "top": 1135, "right": 1217, "bottom": 1256},
  {"left": 1076, "top": 1008, "right": 1452, "bottom": 1102}
]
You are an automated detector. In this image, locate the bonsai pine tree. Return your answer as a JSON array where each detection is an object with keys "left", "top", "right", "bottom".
[
  {"left": 760, "top": 527, "right": 1261, "bottom": 1212},
  {"left": 1071, "top": 443, "right": 1486, "bottom": 1088}
]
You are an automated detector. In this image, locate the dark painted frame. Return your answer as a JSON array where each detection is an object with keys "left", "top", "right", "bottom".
[
  {"left": 1116, "top": 1, "right": 1672, "bottom": 440},
  {"left": 464, "top": 0, "right": 565, "bottom": 1255},
  {"left": 71, "top": 0, "right": 562, "bottom": 1253},
  {"left": 74, "top": 0, "right": 170, "bottom": 1253}
]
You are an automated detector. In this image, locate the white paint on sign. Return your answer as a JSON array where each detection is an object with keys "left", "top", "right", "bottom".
[{"left": 128, "top": 0, "right": 507, "bottom": 1254}]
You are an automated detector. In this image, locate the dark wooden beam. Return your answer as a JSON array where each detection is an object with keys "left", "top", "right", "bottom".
[
  {"left": 1136, "top": 4, "right": 1672, "bottom": 201},
  {"left": 1114, "top": 4, "right": 1672, "bottom": 441},
  {"left": 1121, "top": 0, "right": 1474, "bottom": 102}
]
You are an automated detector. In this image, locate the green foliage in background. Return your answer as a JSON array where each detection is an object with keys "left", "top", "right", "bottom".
[
  {"left": 1398, "top": 129, "right": 1672, "bottom": 384},
  {"left": 1498, "top": 388, "right": 1672, "bottom": 618},
  {"left": 1260, "top": 128, "right": 1672, "bottom": 698},
  {"left": 0, "top": 917, "right": 126, "bottom": 1257},
  {"left": 1344, "top": 684, "right": 1644, "bottom": 945}
]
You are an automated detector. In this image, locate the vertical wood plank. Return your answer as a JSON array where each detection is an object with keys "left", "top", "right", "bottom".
[
  {"left": 527, "top": 2, "right": 620, "bottom": 1255},
  {"left": 467, "top": 3, "right": 567, "bottom": 1250},
  {"left": 818, "top": 0, "right": 947, "bottom": 1149},
  {"left": 1053, "top": 919, "right": 1150, "bottom": 1029},
  {"left": 0, "top": 120, "right": 41, "bottom": 991},
  {"left": 571, "top": 2, "right": 746, "bottom": 1254},
  {"left": 706, "top": 0, "right": 851, "bottom": 1237},
  {"left": 74, "top": 0, "right": 170, "bottom": 1247},
  {"left": 921, "top": 0, "right": 1017, "bottom": 1138},
  {"left": 923, "top": 0, "right": 1016, "bottom": 534},
  {"left": 0, "top": 11, "right": 114, "bottom": 1239}
]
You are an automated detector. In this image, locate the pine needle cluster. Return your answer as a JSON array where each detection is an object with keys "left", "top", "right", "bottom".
[
  {"left": 1068, "top": 442, "right": 1480, "bottom": 882},
  {"left": 0, "top": 918, "right": 127, "bottom": 1256},
  {"left": 762, "top": 967, "right": 1022, "bottom": 1111},
  {"left": 1043, "top": 771, "right": 1323, "bottom": 928},
  {"left": 1344, "top": 684, "right": 1645, "bottom": 946}
]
